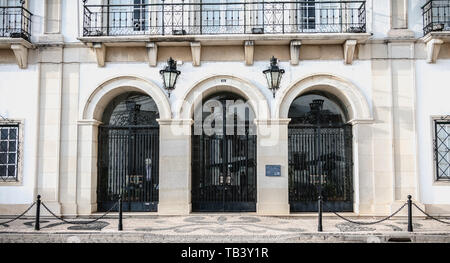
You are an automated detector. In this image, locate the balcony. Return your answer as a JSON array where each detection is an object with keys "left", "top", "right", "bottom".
[
  {"left": 422, "top": 0, "right": 450, "bottom": 63},
  {"left": 82, "top": 1, "right": 366, "bottom": 37},
  {"left": 80, "top": 1, "right": 369, "bottom": 67},
  {"left": 423, "top": 0, "right": 450, "bottom": 35},
  {"left": 0, "top": 5, "right": 32, "bottom": 69},
  {"left": 0, "top": 5, "right": 32, "bottom": 41}
]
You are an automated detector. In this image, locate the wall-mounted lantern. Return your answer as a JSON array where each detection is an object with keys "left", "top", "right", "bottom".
[
  {"left": 159, "top": 57, "right": 181, "bottom": 97},
  {"left": 263, "top": 56, "right": 285, "bottom": 98}
]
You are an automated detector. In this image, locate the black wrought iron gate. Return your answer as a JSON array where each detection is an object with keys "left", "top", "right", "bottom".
[
  {"left": 192, "top": 133, "right": 257, "bottom": 212},
  {"left": 97, "top": 126, "right": 159, "bottom": 212},
  {"left": 288, "top": 125, "right": 353, "bottom": 212}
]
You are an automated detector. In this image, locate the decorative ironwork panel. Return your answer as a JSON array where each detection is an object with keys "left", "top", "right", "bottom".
[
  {"left": 423, "top": 0, "right": 450, "bottom": 35},
  {"left": 288, "top": 125, "right": 353, "bottom": 212},
  {"left": 0, "top": 125, "right": 19, "bottom": 182},
  {"left": 435, "top": 118, "right": 450, "bottom": 181},
  {"left": 82, "top": 1, "right": 366, "bottom": 36},
  {"left": 0, "top": 6, "right": 32, "bottom": 40}
]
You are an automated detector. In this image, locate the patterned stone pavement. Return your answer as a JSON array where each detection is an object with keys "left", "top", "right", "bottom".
[{"left": 1, "top": 214, "right": 450, "bottom": 242}]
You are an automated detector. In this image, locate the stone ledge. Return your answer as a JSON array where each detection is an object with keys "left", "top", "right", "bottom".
[
  {"left": 78, "top": 33, "right": 371, "bottom": 47},
  {"left": 0, "top": 38, "right": 33, "bottom": 49},
  {"left": 422, "top": 31, "right": 450, "bottom": 44}
]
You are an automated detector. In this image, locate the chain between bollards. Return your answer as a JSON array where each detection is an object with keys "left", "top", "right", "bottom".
[
  {"left": 118, "top": 195, "right": 123, "bottom": 231},
  {"left": 319, "top": 195, "right": 412, "bottom": 231},
  {"left": 318, "top": 195, "right": 323, "bottom": 232},
  {"left": 407, "top": 195, "right": 413, "bottom": 232},
  {"left": 35, "top": 195, "right": 41, "bottom": 231}
]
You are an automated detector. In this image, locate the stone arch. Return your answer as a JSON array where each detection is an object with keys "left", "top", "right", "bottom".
[
  {"left": 175, "top": 75, "right": 270, "bottom": 120},
  {"left": 82, "top": 75, "right": 172, "bottom": 121},
  {"left": 275, "top": 74, "right": 372, "bottom": 122}
]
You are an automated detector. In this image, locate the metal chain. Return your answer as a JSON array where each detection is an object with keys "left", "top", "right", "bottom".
[
  {"left": 323, "top": 202, "right": 408, "bottom": 225},
  {"left": 41, "top": 201, "right": 119, "bottom": 225},
  {"left": 0, "top": 202, "right": 36, "bottom": 226},
  {"left": 413, "top": 203, "right": 450, "bottom": 225}
]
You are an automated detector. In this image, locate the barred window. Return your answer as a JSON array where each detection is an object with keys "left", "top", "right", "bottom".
[
  {"left": 0, "top": 124, "right": 19, "bottom": 182},
  {"left": 435, "top": 119, "right": 450, "bottom": 181}
]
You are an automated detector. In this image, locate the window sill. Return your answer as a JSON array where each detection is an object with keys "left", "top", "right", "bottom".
[
  {"left": 0, "top": 179, "right": 21, "bottom": 186},
  {"left": 0, "top": 182, "right": 22, "bottom": 186},
  {"left": 433, "top": 180, "right": 450, "bottom": 186}
]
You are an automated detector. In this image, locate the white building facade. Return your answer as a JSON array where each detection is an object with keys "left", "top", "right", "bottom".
[{"left": 0, "top": 0, "right": 449, "bottom": 216}]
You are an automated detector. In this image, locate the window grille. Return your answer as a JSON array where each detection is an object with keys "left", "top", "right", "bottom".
[
  {"left": 0, "top": 124, "right": 19, "bottom": 182},
  {"left": 435, "top": 116, "right": 450, "bottom": 181}
]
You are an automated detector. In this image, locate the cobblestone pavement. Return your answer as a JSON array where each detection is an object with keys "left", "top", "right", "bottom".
[{"left": 1, "top": 214, "right": 450, "bottom": 243}]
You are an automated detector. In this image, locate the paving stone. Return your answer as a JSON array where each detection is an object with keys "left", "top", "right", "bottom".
[{"left": 0, "top": 215, "right": 449, "bottom": 243}]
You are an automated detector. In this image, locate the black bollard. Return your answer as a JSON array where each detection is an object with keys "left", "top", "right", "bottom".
[
  {"left": 118, "top": 195, "right": 123, "bottom": 231},
  {"left": 318, "top": 195, "right": 323, "bottom": 232},
  {"left": 35, "top": 195, "right": 41, "bottom": 231},
  {"left": 407, "top": 195, "right": 413, "bottom": 232}
]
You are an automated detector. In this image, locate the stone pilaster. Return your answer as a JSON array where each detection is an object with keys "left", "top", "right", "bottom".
[
  {"left": 59, "top": 63, "right": 80, "bottom": 216},
  {"left": 391, "top": 0, "right": 408, "bottom": 29},
  {"left": 388, "top": 0, "right": 414, "bottom": 38},
  {"left": 350, "top": 120, "right": 375, "bottom": 215},
  {"left": 371, "top": 52, "right": 395, "bottom": 214},
  {"left": 38, "top": 0, "right": 64, "bottom": 44},
  {"left": 388, "top": 42, "right": 419, "bottom": 205},
  {"left": 255, "top": 119, "right": 290, "bottom": 215},
  {"left": 157, "top": 119, "right": 193, "bottom": 215},
  {"left": 36, "top": 46, "right": 64, "bottom": 215},
  {"left": 45, "top": 0, "right": 62, "bottom": 34},
  {"left": 76, "top": 120, "right": 102, "bottom": 215}
]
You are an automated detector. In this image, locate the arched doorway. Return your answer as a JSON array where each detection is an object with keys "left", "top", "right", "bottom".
[
  {"left": 288, "top": 92, "right": 353, "bottom": 212},
  {"left": 191, "top": 92, "right": 257, "bottom": 212},
  {"left": 97, "top": 92, "right": 160, "bottom": 212}
]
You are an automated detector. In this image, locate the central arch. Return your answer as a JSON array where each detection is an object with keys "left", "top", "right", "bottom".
[
  {"left": 191, "top": 92, "right": 258, "bottom": 212},
  {"left": 176, "top": 75, "right": 270, "bottom": 121},
  {"left": 180, "top": 75, "right": 269, "bottom": 213}
]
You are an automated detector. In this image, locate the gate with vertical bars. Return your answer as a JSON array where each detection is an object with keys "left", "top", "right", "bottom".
[
  {"left": 288, "top": 125, "right": 353, "bottom": 212},
  {"left": 98, "top": 126, "right": 159, "bottom": 212}
]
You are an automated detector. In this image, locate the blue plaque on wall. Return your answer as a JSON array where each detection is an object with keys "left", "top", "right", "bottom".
[{"left": 266, "top": 165, "right": 281, "bottom": 177}]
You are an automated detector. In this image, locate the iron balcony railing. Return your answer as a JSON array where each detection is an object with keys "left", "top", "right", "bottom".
[
  {"left": 82, "top": 0, "right": 366, "bottom": 37},
  {"left": 423, "top": 0, "right": 450, "bottom": 35},
  {"left": 0, "top": 5, "right": 32, "bottom": 40}
]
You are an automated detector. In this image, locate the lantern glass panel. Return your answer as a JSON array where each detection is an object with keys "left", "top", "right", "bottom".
[
  {"left": 272, "top": 71, "right": 280, "bottom": 88},
  {"left": 169, "top": 72, "right": 178, "bottom": 87}
]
